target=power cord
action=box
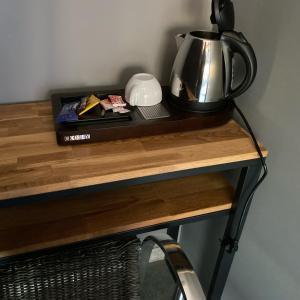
[224,100,268,253]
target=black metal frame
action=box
[0,158,263,300]
[207,162,262,299]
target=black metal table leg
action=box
[207,161,262,300]
[167,226,180,241]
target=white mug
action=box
[125,73,162,107]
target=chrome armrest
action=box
[141,233,206,300]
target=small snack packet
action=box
[78,95,101,116]
[76,96,88,115]
[109,95,127,107]
[100,99,114,111]
[56,102,79,123]
[113,107,131,114]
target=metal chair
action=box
[140,234,206,300]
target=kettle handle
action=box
[221,31,257,99]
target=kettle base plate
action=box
[168,93,231,114]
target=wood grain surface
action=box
[0,173,233,257]
[0,101,268,201]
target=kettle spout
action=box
[175,34,186,50]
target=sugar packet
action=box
[109,95,127,107]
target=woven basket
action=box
[0,238,140,300]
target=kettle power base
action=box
[52,87,233,146]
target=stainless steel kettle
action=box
[169,30,257,112]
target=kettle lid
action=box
[211,0,235,33]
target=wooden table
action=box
[0,100,268,300]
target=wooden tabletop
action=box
[0,101,268,202]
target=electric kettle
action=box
[169,0,257,112]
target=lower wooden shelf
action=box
[0,173,233,258]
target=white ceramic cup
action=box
[125,73,162,107]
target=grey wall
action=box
[181,0,300,299]
[0,0,212,103]
[1,0,299,299]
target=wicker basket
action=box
[0,238,140,300]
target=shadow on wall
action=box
[185,0,213,30]
[235,0,284,108]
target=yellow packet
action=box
[78,95,101,116]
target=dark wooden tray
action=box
[52,87,233,145]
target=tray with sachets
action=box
[51,87,233,146]
[53,91,131,126]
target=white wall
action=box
[181,0,300,299]
[0,0,212,102]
